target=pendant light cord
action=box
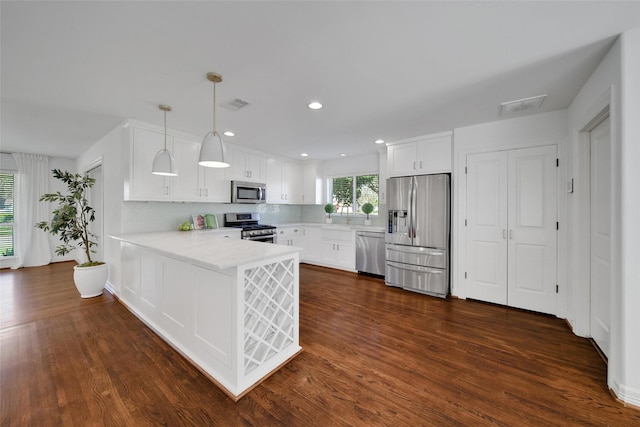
[212,80,217,133]
[163,108,168,150]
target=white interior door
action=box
[506,146,557,314]
[465,151,508,305]
[590,117,611,357]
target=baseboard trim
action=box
[611,377,640,409]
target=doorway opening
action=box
[85,160,103,264]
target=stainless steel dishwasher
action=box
[356,230,385,277]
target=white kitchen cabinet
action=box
[127,126,174,200]
[198,166,229,202]
[387,132,452,177]
[379,150,388,204]
[277,225,305,258]
[172,135,203,201]
[172,135,229,202]
[267,158,302,204]
[301,226,322,263]
[465,145,557,315]
[318,227,355,271]
[301,161,322,205]
[124,122,230,202]
[115,235,301,400]
[228,145,266,183]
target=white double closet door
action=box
[466,145,557,315]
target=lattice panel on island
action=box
[244,258,295,374]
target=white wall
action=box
[617,27,640,408]
[76,122,126,291]
[567,28,640,406]
[322,153,379,177]
[452,110,568,308]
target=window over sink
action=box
[328,174,379,216]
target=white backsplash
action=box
[122,202,386,234]
[122,202,303,233]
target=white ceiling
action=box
[2,1,640,161]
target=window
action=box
[330,174,379,215]
[0,173,15,257]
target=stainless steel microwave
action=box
[231,181,267,204]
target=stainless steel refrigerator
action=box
[385,174,450,298]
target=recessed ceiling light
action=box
[308,102,323,110]
[300,153,309,157]
[340,153,346,157]
[374,139,385,144]
[223,131,235,137]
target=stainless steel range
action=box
[224,213,277,243]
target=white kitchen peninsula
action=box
[110,230,302,401]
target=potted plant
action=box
[362,202,374,226]
[36,169,107,298]
[324,203,335,224]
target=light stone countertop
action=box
[274,222,386,232]
[111,228,301,271]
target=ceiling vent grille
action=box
[222,98,251,111]
[499,94,547,116]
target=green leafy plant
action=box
[324,203,336,218]
[362,202,374,220]
[36,169,102,267]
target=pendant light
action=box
[199,72,230,168]
[152,105,178,176]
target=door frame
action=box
[573,90,612,340]
[567,88,615,337]
[83,157,104,265]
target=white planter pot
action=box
[73,263,108,298]
[364,219,372,226]
[326,218,332,224]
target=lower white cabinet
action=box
[116,237,301,400]
[277,226,304,248]
[309,226,355,271]
[276,225,355,271]
[319,240,355,270]
[300,226,322,263]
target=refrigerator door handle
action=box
[411,176,418,239]
[407,178,413,239]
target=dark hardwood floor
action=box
[1,261,638,426]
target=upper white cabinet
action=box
[127,126,175,200]
[125,122,230,202]
[387,131,452,177]
[301,161,322,205]
[266,157,302,204]
[378,150,388,204]
[198,166,230,202]
[172,136,203,201]
[228,145,266,183]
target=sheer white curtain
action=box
[11,153,52,268]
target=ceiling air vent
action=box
[222,98,251,111]
[499,94,547,116]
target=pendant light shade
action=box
[152,105,178,176]
[199,130,229,168]
[199,72,230,168]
